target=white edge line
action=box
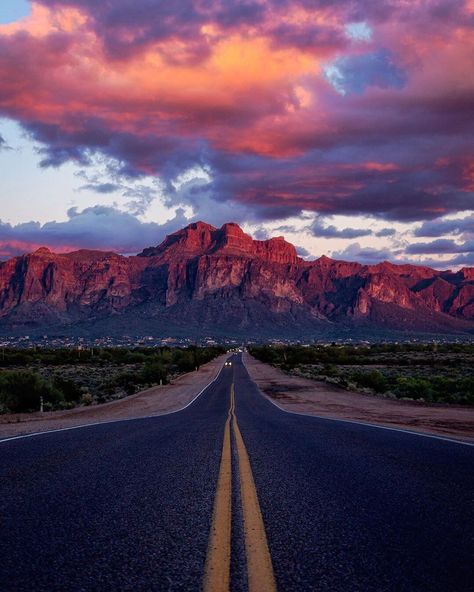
[241,355,474,448]
[0,363,227,444]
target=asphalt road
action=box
[1,354,473,591]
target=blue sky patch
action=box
[324,49,407,95]
[0,0,30,24]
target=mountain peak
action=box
[315,254,333,265]
[33,247,53,256]
[0,220,473,335]
[138,220,217,258]
[215,222,254,254]
[183,221,217,232]
[138,221,298,263]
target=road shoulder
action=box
[243,354,474,443]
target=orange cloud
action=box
[0,0,472,224]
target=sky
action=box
[0,0,473,267]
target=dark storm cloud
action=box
[0,0,472,238]
[218,157,474,222]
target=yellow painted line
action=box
[203,401,233,591]
[232,385,277,592]
[204,380,276,592]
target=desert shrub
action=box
[395,377,433,401]
[321,364,338,378]
[394,376,474,405]
[80,392,93,406]
[0,371,63,413]
[123,351,147,363]
[52,377,83,403]
[351,370,388,393]
[141,361,168,384]
[172,350,195,373]
[114,371,142,393]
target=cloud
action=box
[295,245,312,259]
[0,132,12,151]
[345,21,372,42]
[252,227,269,240]
[332,242,393,264]
[0,0,472,230]
[406,239,474,255]
[226,159,474,222]
[414,214,474,237]
[269,21,345,52]
[79,182,121,194]
[446,252,474,266]
[376,227,396,237]
[406,239,460,255]
[0,206,190,256]
[309,217,372,239]
[398,251,474,270]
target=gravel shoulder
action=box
[244,353,474,442]
[0,354,227,439]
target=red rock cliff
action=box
[0,221,473,333]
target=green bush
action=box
[0,371,63,413]
[321,364,338,378]
[395,377,433,401]
[141,361,168,384]
[352,370,388,393]
[52,377,83,403]
[172,350,195,374]
[0,345,227,413]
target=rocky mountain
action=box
[0,221,473,338]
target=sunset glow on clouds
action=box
[0,0,473,266]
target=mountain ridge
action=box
[0,221,473,338]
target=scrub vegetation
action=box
[0,346,225,413]
[249,344,474,406]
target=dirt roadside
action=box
[0,354,228,440]
[243,353,474,443]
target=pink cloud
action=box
[0,0,472,224]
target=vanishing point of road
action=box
[1,354,473,591]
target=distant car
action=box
[224,361,232,366]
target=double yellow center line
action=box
[203,383,277,592]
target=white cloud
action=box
[345,21,373,42]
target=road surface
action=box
[1,354,473,591]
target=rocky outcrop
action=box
[0,221,473,336]
[138,221,298,264]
